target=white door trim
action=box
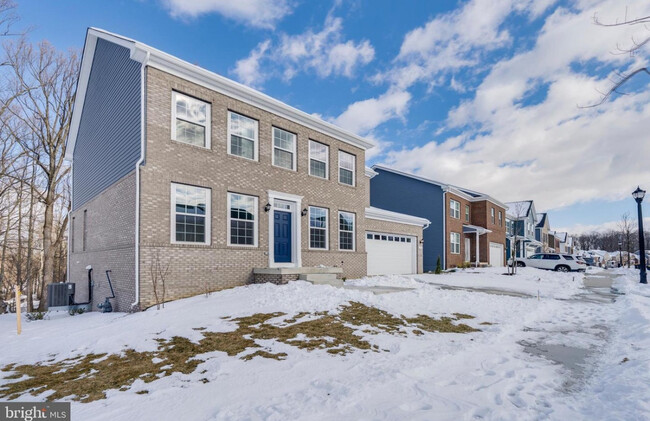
[464,237,470,262]
[267,190,303,268]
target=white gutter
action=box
[131,50,149,310]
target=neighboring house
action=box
[552,231,569,253]
[66,28,428,311]
[369,166,508,271]
[535,213,551,253]
[505,201,542,258]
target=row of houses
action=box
[66,29,573,312]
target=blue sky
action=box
[15,0,650,235]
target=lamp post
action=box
[618,241,623,267]
[632,186,647,284]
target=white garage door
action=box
[366,232,417,276]
[489,242,504,267]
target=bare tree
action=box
[618,212,636,268]
[150,250,170,310]
[2,39,78,309]
[584,11,650,106]
[508,202,529,275]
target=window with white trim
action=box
[172,92,210,148]
[172,183,210,244]
[465,205,470,222]
[309,140,329,178]
[228,192,258,246]
[450,232,461,254]
[498,211,503,226]
[272,127,296,170]
[491,207,495,224]
[338,151,355,186]
[228,111,258,160]
[450,199,460,219]
[309,206,328,249]
[339,211,355,250]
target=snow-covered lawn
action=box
[1,267,648,420]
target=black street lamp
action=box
[632,186,647,284]
[618,241,623,267]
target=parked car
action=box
[508,253,586,272]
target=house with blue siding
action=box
[505,201,542,258]
[370,166,508,271]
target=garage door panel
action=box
[366,233,416,275]
[489,242,504,267]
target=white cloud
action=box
[161,0,292,29]
[232,40,271,88]
[333,90,411,134]
[556,217,650,236]
[231,15,374,87]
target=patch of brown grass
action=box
[0,302,485,403]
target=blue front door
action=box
[274,211,292,263]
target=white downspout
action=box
[475,231,479,267]
[67,162,73,282]
[441,189,447,270]
[132,51,149,310]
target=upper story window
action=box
[338,151,355,186]
[450,199,460,219]
[491,207,495,224]
[309,140,329,179]
[272,127,296,170]
[309,206,328,249]
[171,183,210,245]
[172,92,210,148]
[228,192,258,246]
[498,211,503,226]
[228,111,258,161]
[465,205,470,222]
[339,211,355,251]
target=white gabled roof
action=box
[371,165,508,210]
[365,207,430,228]
[65,28,375,160]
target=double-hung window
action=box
[172,92,210,148]
[228,192,258,246]
[491,208,495,224]
[228,111,258,160]
[172,183,210,244]
[309,140,329,178]
[309,206,328,249]
[450,199,460,219]
[338,151,355,186]
[339,211,355,251]
[272,127,296,170]
[450,232,461,254]
[498,211,503,226]
[465,205,470,222]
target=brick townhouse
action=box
[66,28,428,311]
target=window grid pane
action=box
[230,135,255,160]
[339,212,354,250]
[274,148,293,170]
[339,168,353,186]
[174,184,208,244]
[310,207,328,249]
[310,141,328,178]
[229,193,256,245]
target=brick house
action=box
[66,29,428,312]
[369,166,507,271]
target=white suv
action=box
[509,253,586,272]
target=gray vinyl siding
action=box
[72,38,141,210]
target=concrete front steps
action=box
[252,266,343,285]
[298,273,343,287]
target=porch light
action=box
[264,203,271,212]
[301,208,308,216]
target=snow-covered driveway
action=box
[1,267,647,420]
